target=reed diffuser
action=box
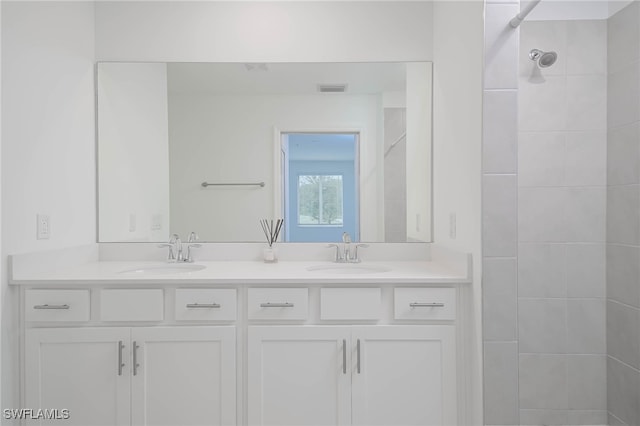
[260,219,283,263]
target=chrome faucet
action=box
[158,233,184,262]
[185,232,202,263]
[327,233,369,263]
[342,232,352,262]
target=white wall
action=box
[168,93,381,241]
[95,1,433,63]
[1,0,96,413]
[98,62,170,242]
[432,2,484,424]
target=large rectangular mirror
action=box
[97,61,432,243]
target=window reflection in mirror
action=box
[282,132,358,242]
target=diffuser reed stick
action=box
[260,219,283,248]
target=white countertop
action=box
[10,259,470,286]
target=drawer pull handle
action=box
[342,339,347,375]
[186,303,221,309]
[118,341,125,376]
[33,304,70,310]
[260,302,294,308]
[410,302,445,308]
[133,342,140,376]
[356,339,361,374]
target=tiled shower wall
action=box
[517,19,607,425]
[606,3,640,426]
[482,3,610,425]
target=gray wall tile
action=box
[566,243,606,298]
[520,409,568,425]
[519,76,567,132]
[565,187,606,243]
[566,20,607,76]
[608,62,640,129]
[518,132,565,187]
[483,258,518,341]
[565,131,606,187]
[608,0,640,74]
[607,300,640,370]
[519,298,567,353]
[519,354,568,409]
[518,243,566,298]
[484,341,520,425]
[518,187,565,242]
[483,175,518,256]
[567,355,607,410]
[567,409,608,425]
[566,75,607,131]
[607,244,640,308]
[484,4,519,89]
[606,185,640,246]
[607,356,640,426]
[567,299,606,354]
[607,123,640,186]
[483,90,518,174]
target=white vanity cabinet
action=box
[25,327,131,426]
[247,325,456,426]
[18,279,469,426]
[21,288,237,426]
[246,286,460,426]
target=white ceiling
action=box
[167,62,410,95]
[527,0,634,21]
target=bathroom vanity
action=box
[10,245,472,426]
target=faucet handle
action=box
[342,232,351,244]
[352,243,370,263]
[188,232,199,243]
[327,244,343,262]
[185,243,202,263]
[157,243,176,261]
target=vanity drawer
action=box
[321,288,381,320]
[100,289,164,321]
[25,290,90,322]
[175,289,237,321]
[394,287,456,320]
[248,288,308,320]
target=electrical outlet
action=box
[151,214,163,231]
[449,213,457,239]
[129,213,137,232]
[37,214,50,240]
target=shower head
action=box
[529,49,557,68]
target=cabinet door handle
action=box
[33,304,70,310]
[410,302,445,308]
[133,341,140,376]
[342,339,347,374]
[118,341,125,376]
[356,339,361,374]
[186,303,221,308]
[259,302,294,308]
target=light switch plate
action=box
[37,214,50,240]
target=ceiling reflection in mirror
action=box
[97,62,432,243]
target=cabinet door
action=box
[351,326,457,426]
[25,328,131,426]
[248,326,351,426]
[130,326,236,426]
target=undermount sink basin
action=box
[119,264,206,275]
[306,263,391,274]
